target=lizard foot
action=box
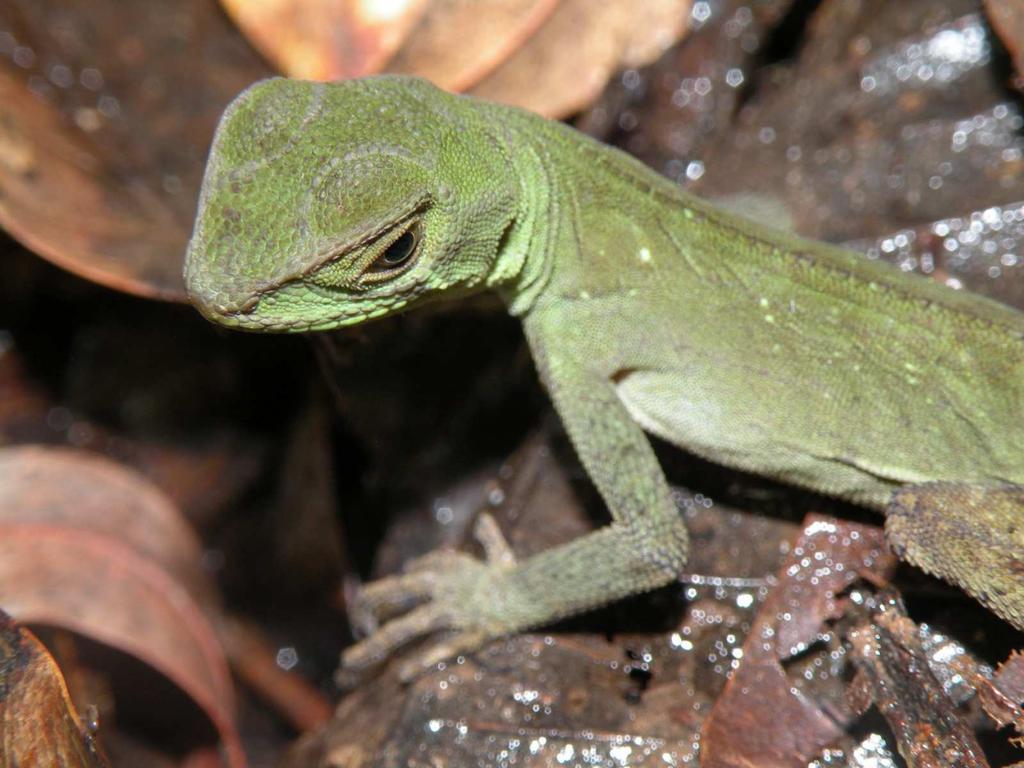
[341,513,518,681]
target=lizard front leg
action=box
[341,315,690,676]
[885,482,1024,632]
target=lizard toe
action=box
[354,570,437,624]
[342,603,450,671]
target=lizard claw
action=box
[341,513,517,679]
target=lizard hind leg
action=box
[885,482,1024,633]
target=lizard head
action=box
[185,76,518,332]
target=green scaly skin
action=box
[185,76,1024,674]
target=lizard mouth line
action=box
[225,295,261,315]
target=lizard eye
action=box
[366,225,420,276]
[309,219,423,290]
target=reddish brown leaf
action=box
[0,0,271,300]
[979,651,1024,733]
[0,609,110,768]
[0,446,244,767]
[0,447,213,605]
[219,0,430,80]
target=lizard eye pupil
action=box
[381,230,417,266]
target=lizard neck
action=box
[480,104,558,317]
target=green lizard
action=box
[185,76,1024,673]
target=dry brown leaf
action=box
[0,610,111,768]
[220,0,430,79]
[469,0,692,117]
[0,0,271,300]
[0,446,244,768]
[383,0,560,91]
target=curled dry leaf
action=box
[0,446,244,768]
[469,0,693,117]
[383,0,560,92]
[219,0,693,118]
[0,609,111,768]
[0,0,271,300]
[0,446,215,605]
[219,0,430,80]
[985,0,1024,87]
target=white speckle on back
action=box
[638,247,652,263]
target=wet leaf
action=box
[0,609,111,768]
[848,602,990,768]
[296,633,715,768]
[300,427,806,767]
[587,0,1024,309]
[0,446,244,767]
[701,516,898,768]
[0,0,271,300]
